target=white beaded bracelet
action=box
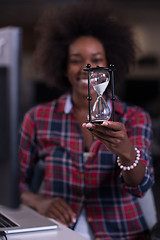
[117,147,140,171]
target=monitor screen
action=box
[0,27,21,208]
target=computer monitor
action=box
[0,27,22,208]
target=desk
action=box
[0,204,87,240]
[7,220,87,240]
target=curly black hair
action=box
[33,0,136,91]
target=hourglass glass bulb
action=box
[93,79,109,96]
[90,70,111,122]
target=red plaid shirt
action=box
[19,92,154,240]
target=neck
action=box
[72,92,97,111]
[72,92,87,110]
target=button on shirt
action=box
[19,92,154,240]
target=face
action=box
[66,36,107,98]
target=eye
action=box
[92,58,104,63]
[69,58,82,64]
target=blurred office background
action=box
[0,0,160,217]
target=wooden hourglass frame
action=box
[83,64,116,123]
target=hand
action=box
[82,121,135,162]
[82,121,146,186]
[36,196,76,226]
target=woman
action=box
[19,1,154,239]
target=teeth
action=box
[80,79,88,84]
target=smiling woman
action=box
[66,36,107,104]
[19,1,154,240]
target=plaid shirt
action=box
[19,92,154,240]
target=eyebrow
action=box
[69,52,104,56]
[69,53,80,56]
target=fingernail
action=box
[102,121,108,126]
[72,217,76,223]
[86,123,93,128]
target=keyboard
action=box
[0,213,18,228]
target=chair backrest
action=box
[31,160,45,193]
[138,188,157,230]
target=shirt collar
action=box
[63,92,124,116]
[64,94,72,114]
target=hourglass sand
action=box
[83,64,115,123]
[90,70,111,122]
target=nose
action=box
[78,62,88,75]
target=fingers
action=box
[82,121,128,154]
[82,120,123,131]
[82,121,124,138]
[42,198,76,226]
[82,121,134,161]
[101,121,124,131]
[57,198,76,225]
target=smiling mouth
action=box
[80,79,88,84]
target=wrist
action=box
[21,191,43,211]
[117,147,140,171]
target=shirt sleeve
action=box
[118,105,154,197]
[119,166,154,197]
[18,108,38,193]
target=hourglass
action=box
[83,64,115,123]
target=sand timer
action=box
[83,64,115,123]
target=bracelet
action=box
[117,147,140,171]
